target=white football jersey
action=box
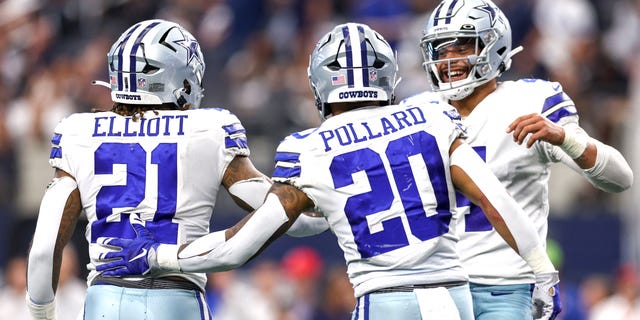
[402,78,578,285]
[272,102,468,297]
[49,108,250,290]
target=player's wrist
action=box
[560,130,588,159]
[155,244,180,271]
[523,245,557,275]
[25,293,56,320]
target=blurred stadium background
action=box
[0,0,638,319]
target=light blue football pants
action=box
[83,285,212,320]
[351,283,473,320]
[470,283,533,320]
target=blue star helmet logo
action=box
[173,30,203,66]
[475,2,497,26]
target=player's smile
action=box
[440,64,469,83]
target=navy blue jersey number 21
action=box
[92,142,179,243]
[330,131,453,258]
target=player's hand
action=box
[506,113,564,148]
[532,271,562,320]
[95,214,160,277]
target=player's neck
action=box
[331,101,384,116]
[449,80,497,117]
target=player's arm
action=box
[97,182,315,275]
[449,139,542,258]
[449,138,561,319]
[26,168,82,320]
[222,155,272,211]
[222,155,328,236]
[173,182,313,272]
[284,210,329,237]
[507,114,632,192]
[555,134,633,193]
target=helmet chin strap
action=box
[390,76,403,104]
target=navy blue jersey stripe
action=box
[225,137,248,149]
[358,25,369,87]
[222,123,246,135]
[342,26,355,87]
[274,152,300,163]
[273,166,301,178]
[51,133,62,145]
[129,21,161,92]
[546,107,577,123]
[116,23,142,91]
[50,147,62,159]
[542,92,571,114]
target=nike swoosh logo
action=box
[552,84,561,91]
[130,248,148,262]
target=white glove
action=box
[532,271,562,320]
[26,294,56,320]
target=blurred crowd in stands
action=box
[0,0,639,319]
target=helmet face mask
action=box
[308,23,399,121]
[106,19,205,109]
[421,0,514,101]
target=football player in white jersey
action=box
[24,19,324,320]
[96,22,562,320]
[401,0,634,319]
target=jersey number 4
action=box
[330,131,453,258]
[91,142,179,243]
[456,146,492,232]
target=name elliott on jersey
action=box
[92,114,188,137]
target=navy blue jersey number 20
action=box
[330,131,453,258]
[91,142,179,243]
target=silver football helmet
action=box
[103,19,205,108]
[421,0,521,100]
[308,22,399,121]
